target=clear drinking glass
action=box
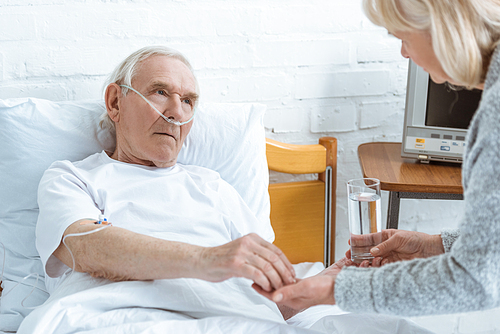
[347,178,383,263]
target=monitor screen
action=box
[401,60,483,163]
[425,80,482,130]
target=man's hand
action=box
[346,229,445,267]
[198,233,296,292]
[253,257,353,311]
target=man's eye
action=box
[182,98,192,105]
[157,90,167,96]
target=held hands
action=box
[198,233,296,292]
[253,257,355,310]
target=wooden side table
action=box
[357,142,463,229]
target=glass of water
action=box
[347,178,383,263]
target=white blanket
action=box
[17,263,434,334]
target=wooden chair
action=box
[267,137,337,267]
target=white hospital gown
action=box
[35,150,274,292]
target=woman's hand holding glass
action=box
[347,229,446,267]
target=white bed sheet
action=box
[14,262,434,334]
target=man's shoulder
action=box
[43,151,104,177]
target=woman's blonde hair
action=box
[363,0,500,88]
[100,46,199,132]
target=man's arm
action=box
[54,219,296,292]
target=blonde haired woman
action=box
[257,0,500,316]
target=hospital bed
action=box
[0,99,432,333]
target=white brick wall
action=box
[1,0,495,332]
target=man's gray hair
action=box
[100,46,199,132]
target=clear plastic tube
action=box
[120,85,196,126]
[0,241,44,309]
[62,224,111,286]
[0,221,111,310]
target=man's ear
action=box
[105,83,122,122]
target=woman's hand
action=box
[347,229,445,267]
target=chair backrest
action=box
[266,137,337,266]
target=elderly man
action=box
[18,46,298,333]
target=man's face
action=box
[110,56,197,167]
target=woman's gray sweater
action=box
[335,46,500,316]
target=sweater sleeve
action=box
[334,252,489,316]
[441,228,460,252]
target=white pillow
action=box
[179,103,270,226]
[0,98,269,332]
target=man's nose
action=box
[163,95,185,121]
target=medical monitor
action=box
[401,60,482,163]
